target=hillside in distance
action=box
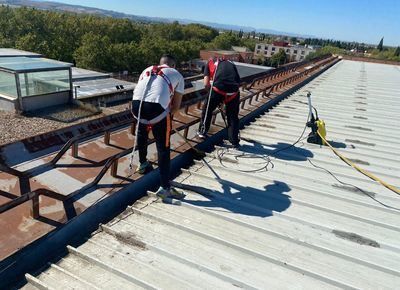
[0,0,314,38]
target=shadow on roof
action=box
[239,141,314,161]
[325,140,347,149]
[181,179,292,218]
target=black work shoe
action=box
[222,140,240,149]
[156,187,186,200]
[196,131,207,140]
[135,161,153,174]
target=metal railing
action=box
[0,55,339,219]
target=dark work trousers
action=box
[132,100,171,189]
[199,90,240,145]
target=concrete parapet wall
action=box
[21,91,70,112]
[0,95,16,112]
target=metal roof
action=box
[0,57,72,73]
[21,60,400,289]
[74,77,135,99]
[233,61,273,79]
[207,50,240,55]
[232,46,251,53]
[71,67,110,82]
[0,48,42,58]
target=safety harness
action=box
[212,86,239,104]
[145,65,174,95]
[134,65,174,126]
[207,59,239,104]
[129,65,175,172]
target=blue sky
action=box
[51,0,399,46]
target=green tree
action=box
[0,34,12,47]
[270,49,287,67]
[181,24,218,42]
[138,36,171,66]
[306,45,346,60]
[394,47,400,57]
[108,43,145,72]
[15,33,51,56]
[377,37,384,51]
[74,33,112,71]
[239,38,257,51]
[208,33,240,50]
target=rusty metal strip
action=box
[0,188,61,217]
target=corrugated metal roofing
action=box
[71,67,110,82]
[21,60,400,289]
[0,48,42,58]
[74,77,135,99]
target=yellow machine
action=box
[316,119,327,145]
[306,92,327,145]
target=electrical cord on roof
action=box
[215,148,275,173]
[316,131,400,196]
[304,156,400,211]
[215,109,310,173]
[215,110,399,210]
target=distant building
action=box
[232,46,254,63]
[271,41,289,48]
[254,41,316,62]
[308,45,322,50]
[200,50,240,62]
[200,47,253,64]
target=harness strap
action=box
[208,58,233,81]
[146,65,174,96]
[133,108,170,125]
[208,59,219,81]
[134,65,174,125]
[212,86,239,104]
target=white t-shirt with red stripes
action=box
[133,65,185,110]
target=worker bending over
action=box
[197,58,241,148]
[131,54,184,199]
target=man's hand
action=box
[203,76,210,88]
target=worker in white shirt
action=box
[131,54,185,199]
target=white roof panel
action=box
[21,60,400,289]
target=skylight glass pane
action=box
[19,70,70,97]
[0,71,18,98]
[0,57,70,72]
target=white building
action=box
[254,42,316,62]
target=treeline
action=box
[305,45,400,62]
[0,6,258,73]
[303,37,400,62]
[369,47,400,62]
[306,46,346,60]
[3,5,397,73]
[0,6,218,72]
[303,38,373,51]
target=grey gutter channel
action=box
[0,58,340,289]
